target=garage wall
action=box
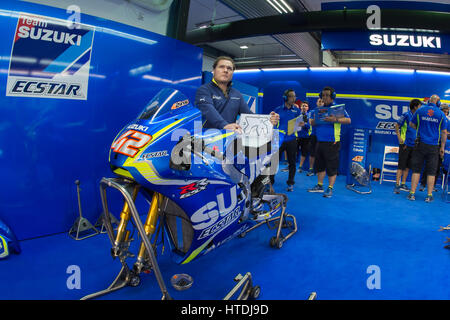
[0,1,203,240]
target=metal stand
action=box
[94,211,119,234]
[223,273,316,300]
[346,164,372,194]
[224,272,260,300]
[444,238,450,249]
[240,193,298,249]
[442,172,449,203]
[346,183,372,194]
[81,265,137,300]
[80,177,171,300]
[69,180,99,240]
[308,292,317,300]
[439,224,450,249]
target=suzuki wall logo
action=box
[375,104,409,121]
[369,34,442,49]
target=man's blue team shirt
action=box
[411,103,446,146]
[296,111,310,138]
[313,103,350,142]
[447,116,450,136]
[273,104,300,142]
[396,110,416,147]
[195,80,252,129]
[307,109,316,136]
[444,117,450,170]
[446,116,450,150]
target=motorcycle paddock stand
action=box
[80,177,171,300]
[223,272,260,300]
[239,193,298,249]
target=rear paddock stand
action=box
[239,193,298,249]
[224,272,260,300]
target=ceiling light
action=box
[376,68,415,73]
[266,0,283,14]
[309,67,348,71]
[272,0,288,13]
[261,67,308,71]
[234,69,261,73]
[278,0,293,13]
[416,70,450,76]
[239,45,248,49]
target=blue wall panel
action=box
[0,1,202,240]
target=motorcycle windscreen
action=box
[137,88,194,123]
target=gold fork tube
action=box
[136,192,162,261]
[114,185,140,245]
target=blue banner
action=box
[321,31,449,54]
[346,128,369,185]
[321,1,449,54]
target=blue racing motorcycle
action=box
[82,88,298,300]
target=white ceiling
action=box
[186,0,295,62]
[187,0,450,71]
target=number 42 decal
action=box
[111,130,152,157]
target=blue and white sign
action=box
[6,13,95,100]
[321,31,448,54]
[346,127,369,185]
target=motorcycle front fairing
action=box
[108,88,283,264]
[0,218,21,259]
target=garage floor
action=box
[1,171,449,300]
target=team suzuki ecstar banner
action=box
[6,13,95,100]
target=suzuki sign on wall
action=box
[6,13,95,100]
[321,31,448,54]
[368,34,441,49]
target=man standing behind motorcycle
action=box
[195,56,279,131]
[195,56,280,195]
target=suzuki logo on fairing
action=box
[375,104,409,121]
[191,186,238,230]
[369,34,442,49]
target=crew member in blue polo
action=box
[271,89,300,192]
[408,94,447,202]
[296,101,311,173]
[419,103,449,191]
[443,112,450,180]
[195,56,279,131]
[307,86,351,198]
[306,107,317,176]
[393,99,421,194]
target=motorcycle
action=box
[82,88,298,300]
